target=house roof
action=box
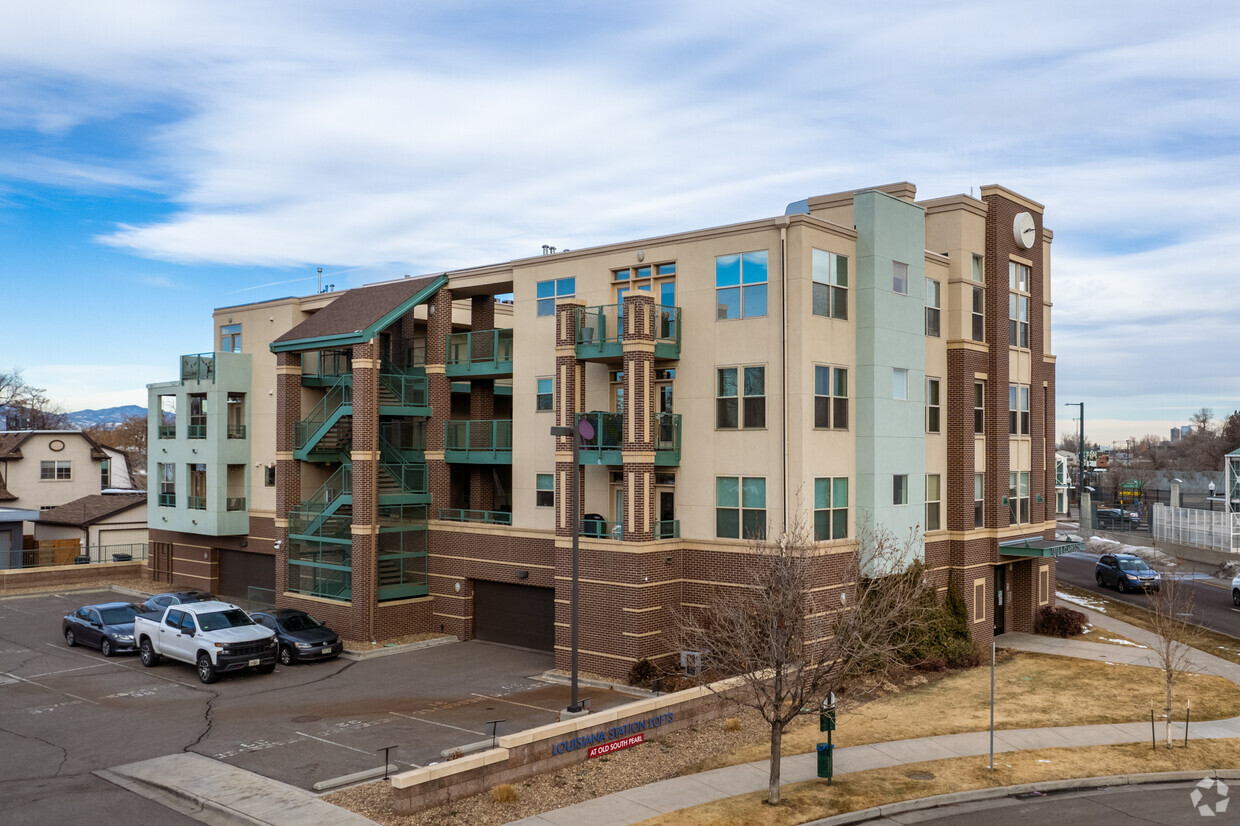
[35,492,146,527]
[271,274,447,353]
[0,431,110,460]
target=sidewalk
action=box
[505,609,1240,826]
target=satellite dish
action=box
[578,420,595,440]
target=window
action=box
[536,474,554,507]
[264,465,276,487]
[158,394,176,439]
[893,474,909,505]
[715,251,768,319]
[974,473,985,528]
[188,393,207,439]
[1009,384,1030,435]
[1039,565,1050,606]
[188,464,206,510]
[814,366,848,429]
[220,323,241,353]
[925,279,940,336]
[892,261,908,294]
[100,459,110,490]
[926,378,940,433]
[536,277,575,316]
[1008,262,1030,348]
[716,476,766,540]
[536,377,553,411]
[814,477,849,540]
[974,381,985,434]
[40,460,71,480]
[972,286,985,342]
[811,249,848,319]
[972,254,985,283]
[973,578,986,623]
[227,393,246,439]
[1009,471,1029,524]
[893,368,908,400]
[716,366,765,429]
[159,463,175,507]
[926,474,941,532]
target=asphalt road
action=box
[877,780,1232,824]
[0,587,635,822]
[1056,552,1240,641]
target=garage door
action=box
[218,549,276,605]
[97,528,148,549]
[473,581,554,651]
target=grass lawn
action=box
[639,739,1240,826]
[1058,582,1240,666]
[685,650,1240,773]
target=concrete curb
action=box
[340,635,457,660]
[533,671,655,699]
[805,769,1240,825]
[95,767,267,826]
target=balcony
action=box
[228,424,246,439]
[444,420,512,464]
[180,353,216,383]
[188,496,206,510]
[574,412,682,466]
[574,304,681,362]
[578,518,679,540]
[158,425,176,439]
[158,492,175,508]
[445,329,514,378]
[301,349,352,386]
[226,497,247,511]
[438,508,512,526]
[187,423,207,439]
[378,368,430,416]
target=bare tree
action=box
[1146,568,1205,748]
[679,515,935,804]
[0,368,68,430]
[84,413,148,489]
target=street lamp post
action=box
[1065,402,1085,519]
[551,418,594,715]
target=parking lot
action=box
[1,587,637,820]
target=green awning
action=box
[999,538,1084,558]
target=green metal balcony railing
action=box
[574,304,681,360]
[187,496,206,510]
[438,508,512,525]
[444,419,513,463]
[298,465,352,520]
[180,353,215,383]
[227,424,247,439]
[655,520,680,539]
[302,349,352,381]
[581,517,623,539]
[445,329,514,377]
[574,412,682,465]
[378,368,429,410]
[187,422,207,439]
[287,552,352,602]
[158,425,176,439]
[158,492,175,507]
[226,497,246,511]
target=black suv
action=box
[1095,553,1161,593]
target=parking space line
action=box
[294,730,378,756]
[45,643,206,690]
[0,671,97,705]
[26,664,109,679]
[389,710,486,736]
[470,692,559,714]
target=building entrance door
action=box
[994,565,1006,636]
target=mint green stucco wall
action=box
[853,191,926,564]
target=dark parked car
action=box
[140,590,217,613]
[1096,553,1161,593]
[1096,507,1140,528]
[250,609,343,665]
[62,602,140,656]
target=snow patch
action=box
[1099,637,1147,648]
[1056,590,1108,613]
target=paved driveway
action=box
[0,587,636,818]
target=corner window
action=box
[974,381,985,434]
[926,378,940,433]
[893,474,909,506]
[814,477,848,540]
[715,251,768,319]
[1009,384,1030,436]
[220,323,241,353]
[974,473,985,527]
[814,366,848,429]
[536,277,575,317]
[536,473,554,507]
[925,279,940,336]
[926,474,941,532]
[40,460,71,480]
[892,261,909,295]
[811,249,848,319]
[536,377,553,411]
[893,368,908,400]
[716,366,765,429]
[716,476,766,540]
[972,286,985,342]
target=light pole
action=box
[1065,402,1085,519]
[551,417,595,714]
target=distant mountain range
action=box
[66,405,148,427]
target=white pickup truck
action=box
[134,601,278,684]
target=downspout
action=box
[777,218,790,534]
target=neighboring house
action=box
[32,492,148,558]
[0,507,40,568]
[1055,451,1072,515]
[149,181,1071,679]
[0,431,131,515]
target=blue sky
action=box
[1,1,1238,445]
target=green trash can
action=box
[816,742,833,779]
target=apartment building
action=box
[147,181,1074,678]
